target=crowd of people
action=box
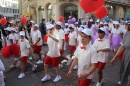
[0,16,130,86]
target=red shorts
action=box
[33,45,42,52]
[97,62,106,70]
[21,56,28,63]
[69,45,75,53]
[78,79,92,86]
[60,49,64,55]
[44,56,60,67]
[65,34,69,42]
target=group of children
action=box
[0,18,127,86]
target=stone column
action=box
[36,8,39,24]
[114,5,120,20]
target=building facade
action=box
[21,0,130,24]
[0,0,20,22]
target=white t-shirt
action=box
[74,42,98,79]
[64,28,70,34]
[77,34,81,46]
[54,29,65,49]
[6,34,13,46]
[111,28,123,36]
[12,33,19,44]
[32,30,42,46]
[68,31,77,46]
[19,38,30,57]
[47,34,60,57]
[93,38,110,63]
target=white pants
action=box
[0,72,5,86]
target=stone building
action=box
[21,0,130,24]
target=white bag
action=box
[0,59,5,71]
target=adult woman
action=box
[110,23,130,86]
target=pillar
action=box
[114,5,120,20]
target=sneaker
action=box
[18,73,25,79]
[32,65,37,71]
[118,81,121,85]
[53,75,62,82]
[96,82,102,86]
[41,75,51,81]
[10,64,16,68]
[59,64,63,68]
[36,60,43,64]
[41,51,44,55]
[73,65,78,70]
[67,58,72,65]
[42,55,45,60]
[16,61,20,67]
[29,57,33,60]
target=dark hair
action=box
[42,18,45,21]
[98,29,105,34]
[20,27,26,31]
[81,32,91,38]
[69,27,74,29]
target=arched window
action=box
[119,7,124,18]
[105,4,114,18]
[47,4,52,21]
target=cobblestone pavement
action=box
[1,46,121,86]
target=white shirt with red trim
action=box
[6,34,13,46]
[68,31,77,46]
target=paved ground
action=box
[1,45,121,86]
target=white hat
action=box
[78,27,83,32]
[56,21,62,27]
[69,24,75,29]
[34,24,39,28]
[4,27,11,31]
[20,31,25,36]
[46,24,53,30]
[96,19,100,22]
[104,22,108,24]
[99,27,106,34]
[11,28,17,32]
[30,20,35,24]
[82,29,93,37]
[90,19,93,22]
[113,21,116,24]
[114,21,120,25]
[74,22,78,24]
[65,23,69,26]
[100,22,103,24]
[10,20,16,24]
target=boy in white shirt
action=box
[41,24,61,82]
[67,29,98,86]
[32,24,43,64]
[68,24,77,59]
[18,31,37,79]
[55,22,71,67]
[93,28,110,86]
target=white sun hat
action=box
[82,29,93,37]
[20,31,25,36]
[4,27,11,31]
[78,27,83,32]
[34,24,39,28]
[99,27,106,34]
[56,21,62,27]
[46,24,53,30]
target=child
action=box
[64,23,70,50]
[68,24,77,59]
[41,24,61,82]
[11,28,18,44]
[55,22,71,67]
[32,24,43,64]
[67,29,98,86]
[77,27,83,46]
[18,31,37,78]
[93,27,110,86]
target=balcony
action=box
[106,0,130,6]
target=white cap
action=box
[4,27,11,31]
[99,27,106,34]
[113,21,116,24]
[30,20,35,24]
[65,23,69,26]
[46,24,53,30]
[90,19,93,22]
[100,22,103,24]
[69,24,75,29]
[78,27,83,32]
[74,22,78,24]
[82,29,93,37]
[20,31,25,36]
[104,22,108,24]
[114,21,120,25]
[96,19,100,22]
[34,24,39,28]
[10,20,16,24]
[56,21,62,27]
[11,28,17,32]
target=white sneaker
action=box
[29,57,33,60]
[10,64,16,68]
[96,82,102,86]
[32,65,37,71]
[53,75,62,82]
[59,64,63,68]
[16,61,20,67]
[67,58,72,65]
[41,51,44,55]
[18,73,25,79]
[73,65,78,70]
[118,81,121,85]
[41,75,51,81]
[36,60,43,64]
